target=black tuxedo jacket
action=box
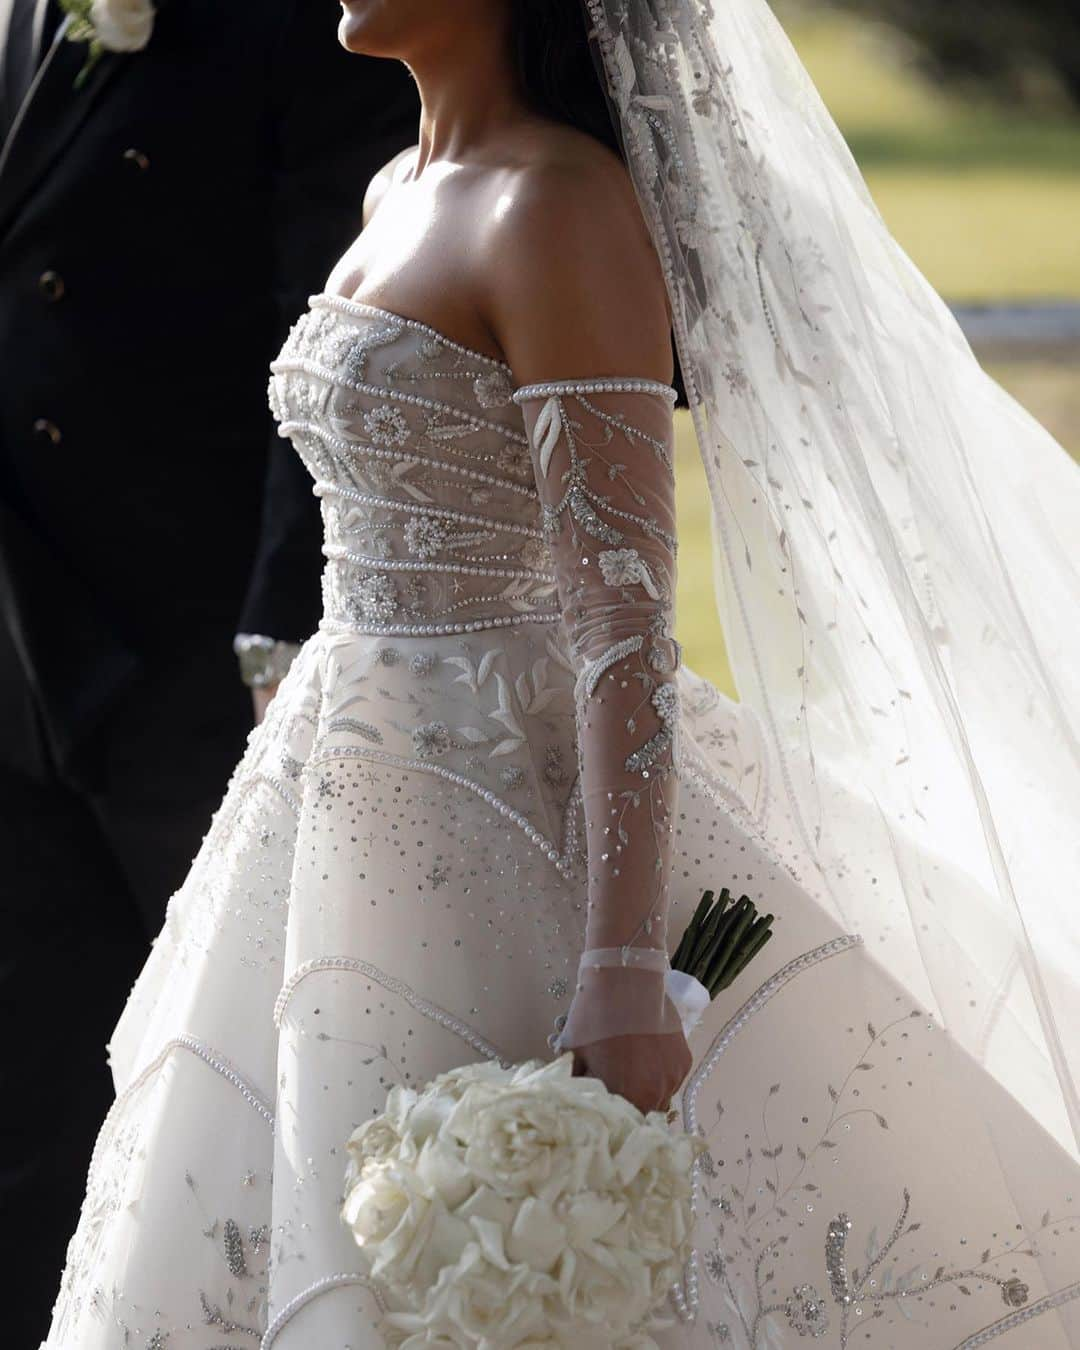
[0,0,419,778]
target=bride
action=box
[45,0,1080,1347]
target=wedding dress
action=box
[43,292,1080,1350]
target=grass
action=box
[672,8,1080,695]
[784,9,1080,300]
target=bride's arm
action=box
[487,154,691,1110]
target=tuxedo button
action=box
[33,419,62,446]
[38,270,65,303]
[122,147,151,171]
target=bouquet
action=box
[552,887,776,1047]
[342,1056,702,1349]
[666,886,775,1032]
[341,887,773,1347]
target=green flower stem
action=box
[671,889,714,969]
[694,897,754,985]
[716,921,774,992]
[684,886,735,973]
[671,885,776,1001]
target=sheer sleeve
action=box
[513,379,685,1048]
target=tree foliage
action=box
[828,0,1080,109]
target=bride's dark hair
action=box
[510,2,623,159]
[508,1,688,403]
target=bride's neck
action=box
[406,25,526,171]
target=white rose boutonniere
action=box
[60,0,155,88]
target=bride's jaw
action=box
[338,0,403,56]
[338,0,454,58]
[337,0,508,61]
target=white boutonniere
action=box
[59,0,155,88]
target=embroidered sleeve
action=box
[514,379,683,1047]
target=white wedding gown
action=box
[45,293,1080,1350]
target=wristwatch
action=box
[233,633,301,689]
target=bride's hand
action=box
[572,1031,692,1115]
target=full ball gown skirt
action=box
[45,296,1080,1349]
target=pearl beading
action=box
[273,956,507,1066]
[270,360,529,443]
[512,378,678,403]
[260,1271,386,1349]
[313,480,547,539]
[118,1035,275,1129]
[669,934,863,1323]
[323,542,555,584]
[303,744,577,877]
[82,1036,275,1208]
[279,418,539,498]
[256,771,301,818]
[319,611,560,639]
[952,1280,1080,1347]
[309,292,513,372]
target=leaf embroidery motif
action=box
[534,397,563,479]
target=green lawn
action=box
[787,9,1080,300]
[673,9,1080,694]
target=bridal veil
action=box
[580,0,1080,1161]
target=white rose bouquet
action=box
[342,1055,703,1349]
[59,0,155,88]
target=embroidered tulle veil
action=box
[580,0,1080,1163]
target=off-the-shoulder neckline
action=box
[309,293,678,401]
[310,293,513,371]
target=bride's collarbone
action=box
[324,187,506,366]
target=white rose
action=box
[411,1244,555,1346]
[341,1163,439,1287]
[551,1243,653,1338]
[89,0,155,52]
[451,1084,570,1197]
[618,1129,699,1301]
[413,1134,473,1210]
[506,1195,568,1272]
[345,1115,404,1176]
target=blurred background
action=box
[675,0,1080,695]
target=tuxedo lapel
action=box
[0,14,128,239]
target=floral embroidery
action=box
[784,1284,829,1338]
[409,652,437,677]
[1002,1277,1030,1307]
[362,406,410,448]
[651,682,679,723]
[474,370,514,408]
[412,722,451,757]
[403,516,448,560]
[519,383,679,955]
[598,547,647,587]
[348,574,398,623]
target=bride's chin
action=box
[338,0,390,55]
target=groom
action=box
[0,0,417,1340]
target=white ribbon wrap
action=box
[664,968,711,1038]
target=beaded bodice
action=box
[269,294,684,1040]
[269,293,558,637]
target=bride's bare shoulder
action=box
[363,145,419,227]
[482,124,672,385]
